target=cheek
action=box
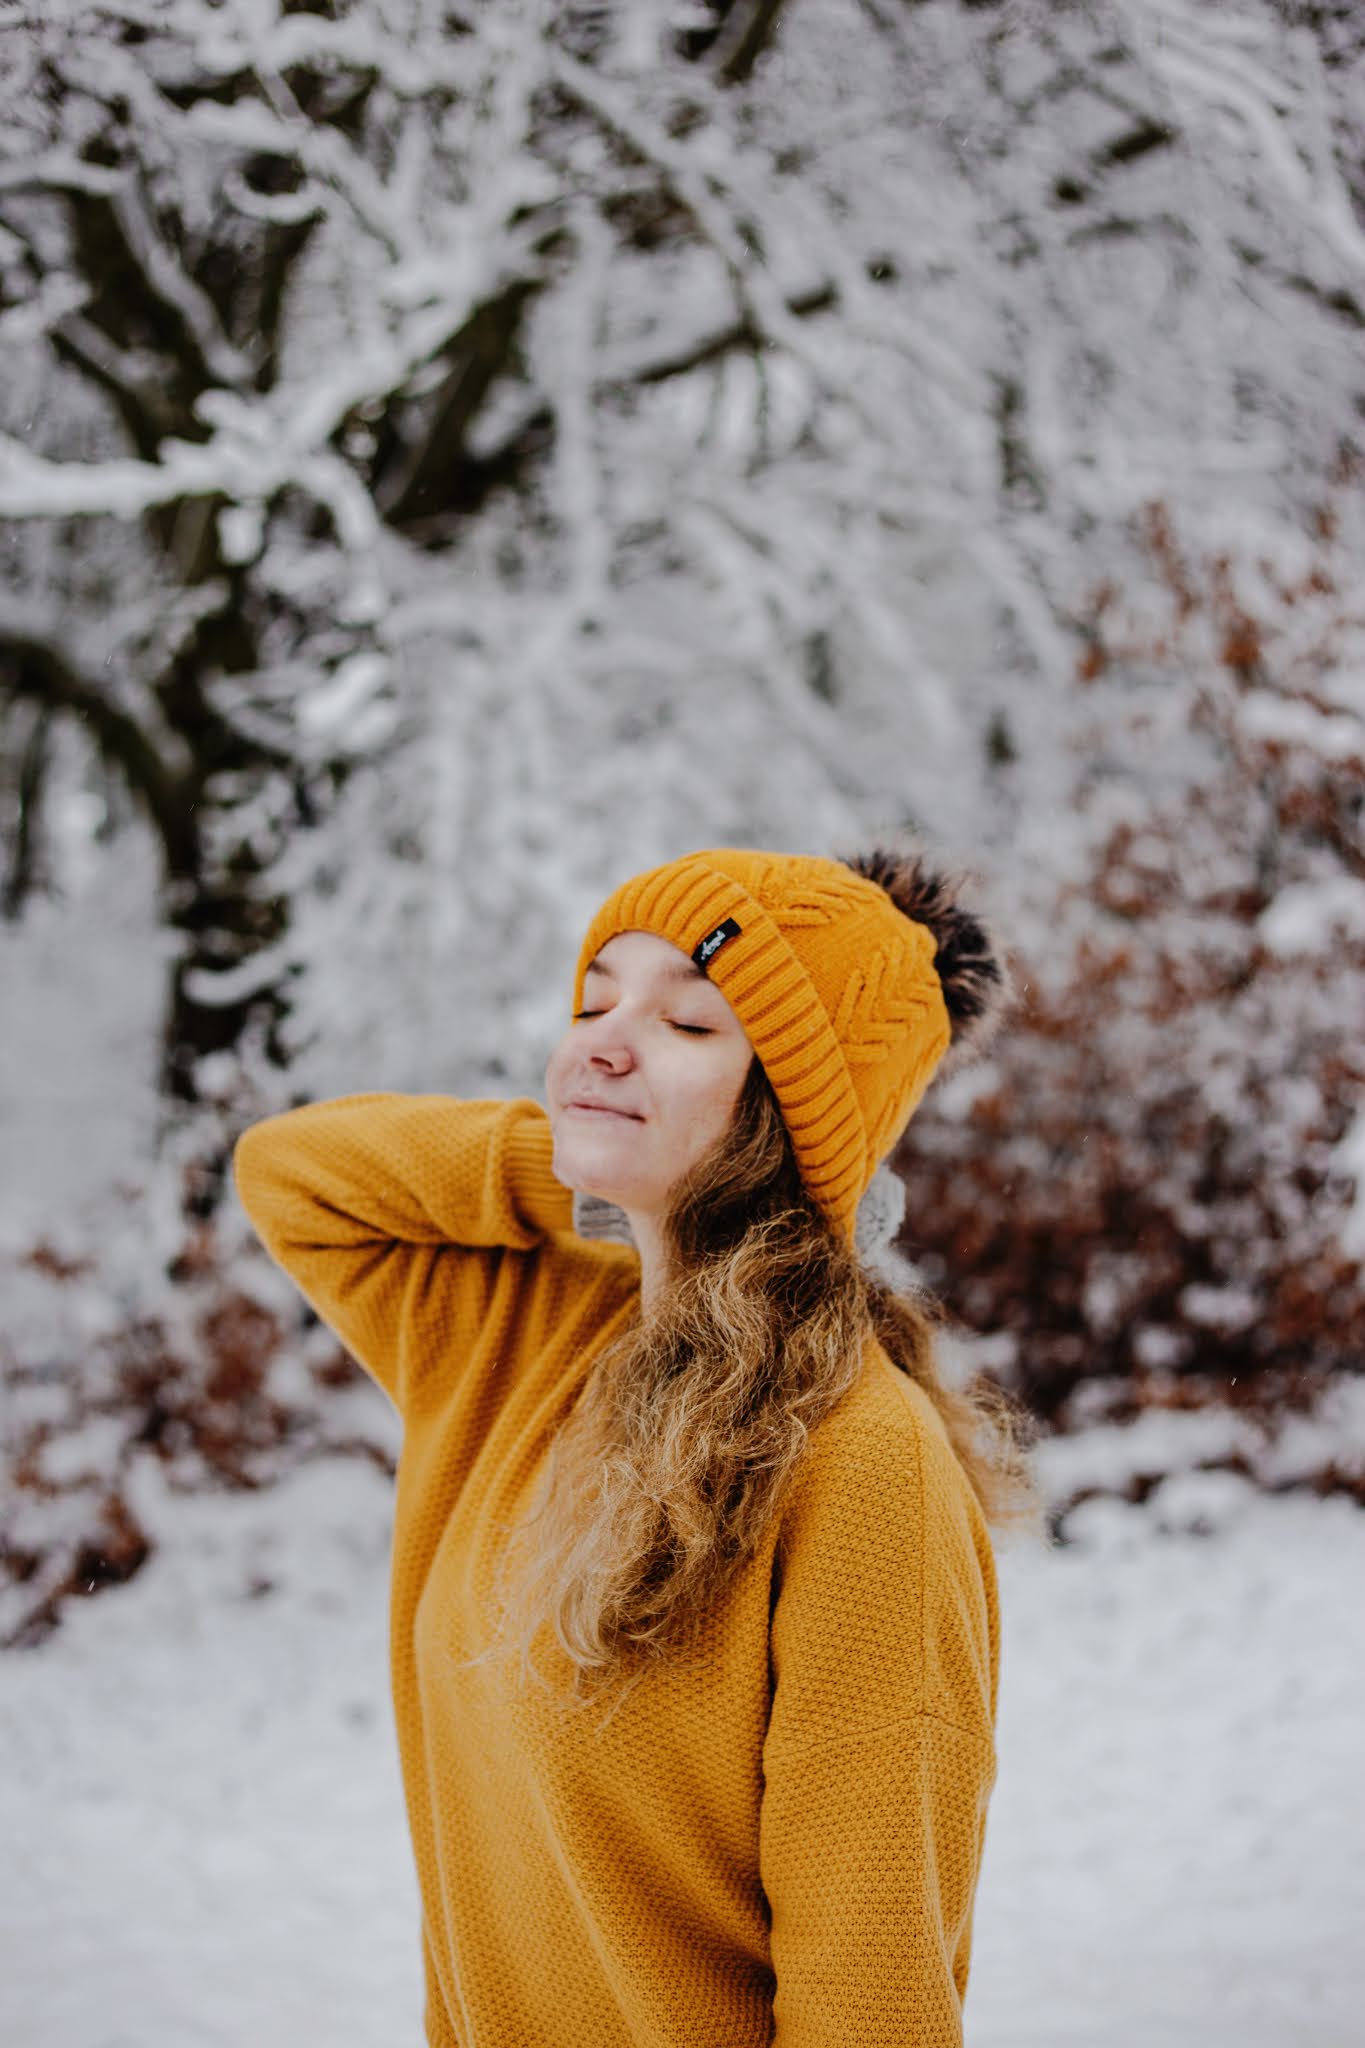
[544,1036,573,1103]
[671,1053,750,1156]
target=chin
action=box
[551,1132,655,1211]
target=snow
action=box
[2,1457,1362,2048]
[971,1488,1365,2048]
[297,651,396,746]
[1258,876,1365,955]
[0,822,166,1227]
[0,1459,419,2048]
[1237,690,1364,762]
[1331,1119,1365,1262]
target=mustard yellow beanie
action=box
[574,846,1007,1240]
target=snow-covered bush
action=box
[1,1217,392,1647]
[902,482,1365,1429]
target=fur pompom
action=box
[841,844,1012,1065]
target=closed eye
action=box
[670,1022,714,1036]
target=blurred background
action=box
[1,2,1362,2044]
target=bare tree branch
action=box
[1,699,52,921]
[711,0,790,87]
[48,313,174,461]
[0,626,195,876]
[376,278,545,529]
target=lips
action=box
[565,1099,644,1122]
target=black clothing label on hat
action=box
[693,918,742,968]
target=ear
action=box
[841,844,1013,1070]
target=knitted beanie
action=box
[573,846,1006,1241]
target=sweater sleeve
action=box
[759,1371,1000,2046]
[760,1713,995,2046]
[232,1093,574,1408]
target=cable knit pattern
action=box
[234,1094,1000,2048]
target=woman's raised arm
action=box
[233,1093,573,1406]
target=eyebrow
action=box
[585,952,705,983]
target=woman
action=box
[234,844,1039,2048]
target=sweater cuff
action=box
[506,1106,575,1237]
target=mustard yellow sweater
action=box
[234,1093,1001,2048]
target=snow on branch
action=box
[0,153,125,197]
[1138,1,1365,276]
[0,431,270,523]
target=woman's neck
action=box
[621,1208,667,1313]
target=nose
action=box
[587,1039,634,1074]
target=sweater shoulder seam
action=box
[765,1704,995,1770]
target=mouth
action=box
[565,1100,644,1122]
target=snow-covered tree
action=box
[4,0,1360,1119]
[2,0,1363,1636]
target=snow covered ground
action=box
[3,1450,1362,2048]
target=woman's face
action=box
[545,929,754,1218]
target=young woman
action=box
[234,845,1039,2048]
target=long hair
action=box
[486,1060,1042,1707]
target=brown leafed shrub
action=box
[1,1223,392,1648]
[899,486,1365,1443]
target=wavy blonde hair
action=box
[487,1060,1042,1706]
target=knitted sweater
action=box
[233,1093,1001,2048]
